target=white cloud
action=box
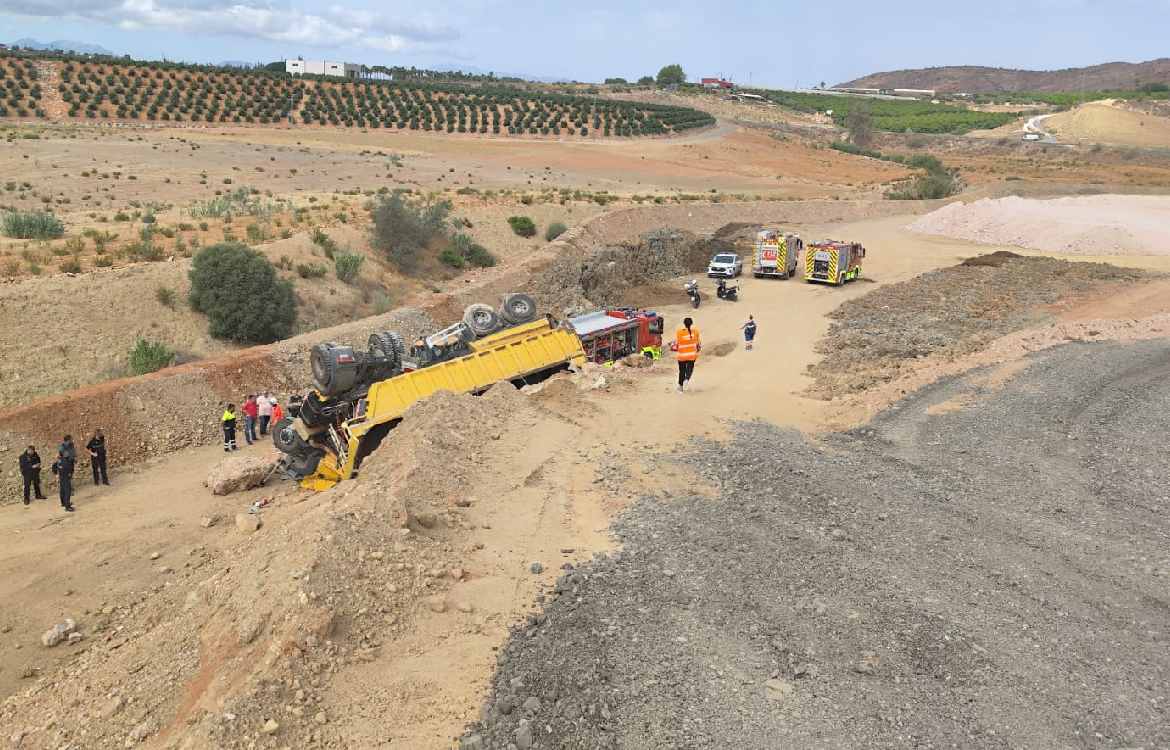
[3,0,459,53]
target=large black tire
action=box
[271,417,303,454]
[386,331,406,361]
[499,293,538,325]
[464,303,501,337]
[368,331,403,372]
[310,343,338,394]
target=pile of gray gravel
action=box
[463,339,1170,749]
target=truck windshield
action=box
[714,255,737,263]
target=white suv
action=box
[707,253,742,278]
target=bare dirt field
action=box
[0,118,915,407]
[1046,99,1170,148]
[908,194,1170,255]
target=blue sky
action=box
[3,0,1167,85]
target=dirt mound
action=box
[365,386,532,516]
[908,195,1170,256]
[960,250,1022,267]
[708,341,738,357]
[0,382,573,749]
[1046,100,1170,148]
[531,228,714,315]
[806,255,1146,399]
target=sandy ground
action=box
[908,194,1170,255]
[0,213,973,722]
[3,207,1170,746]
[1046,99,1170,148]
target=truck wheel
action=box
[310,343,339,394]
[463,304,501,337]
[272,417,303,454]
[369,331,403,372]
[500,293,537,324]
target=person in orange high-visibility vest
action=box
[671,316,701,392]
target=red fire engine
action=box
[567,308,665,364]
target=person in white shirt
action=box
[258,392,274,435]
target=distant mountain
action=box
[839,59,1170,93]
[9,38,115,56]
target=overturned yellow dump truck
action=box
[274,295,585,491]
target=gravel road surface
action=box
[463,339,1170,749]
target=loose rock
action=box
[41,618,77,647]
[206,455,272,495]
[235,513,261,534]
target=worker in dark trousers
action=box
[86,428,110,486]
[52,437,76,512]
[222,404,239,452]
[19,445,46,505]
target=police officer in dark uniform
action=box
[86,428,110,486]
[19,445,46,505]
[52,436,77,512]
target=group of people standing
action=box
[220,392,302,452]
[18,430,109,512]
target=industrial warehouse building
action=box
[285,59,361,79]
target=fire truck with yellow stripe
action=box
[804,241,865,286]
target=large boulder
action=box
[205,455,273,496]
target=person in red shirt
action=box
[241,395,259,445]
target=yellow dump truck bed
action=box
[303,319,585,489]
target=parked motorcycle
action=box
[684,279,701,309]
[716,278,739,302]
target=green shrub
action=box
[545,222,568,241]
[245,223,266,243]
[296,262,327,279]
[126,240,164,262]
[2,210,64,239]
[507,215,537,238]
[333,251,364,283]
[127,338,174,375]
[156,286,177,308]
[845,102,875,147]
[438,247,466,268]
[370,193,452,274]
[189,242,296,343]
[886,173,961,200]
[466,244,496,267]
[310,226,338,258]
[446,232,497,268]
[59,258,82,273]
